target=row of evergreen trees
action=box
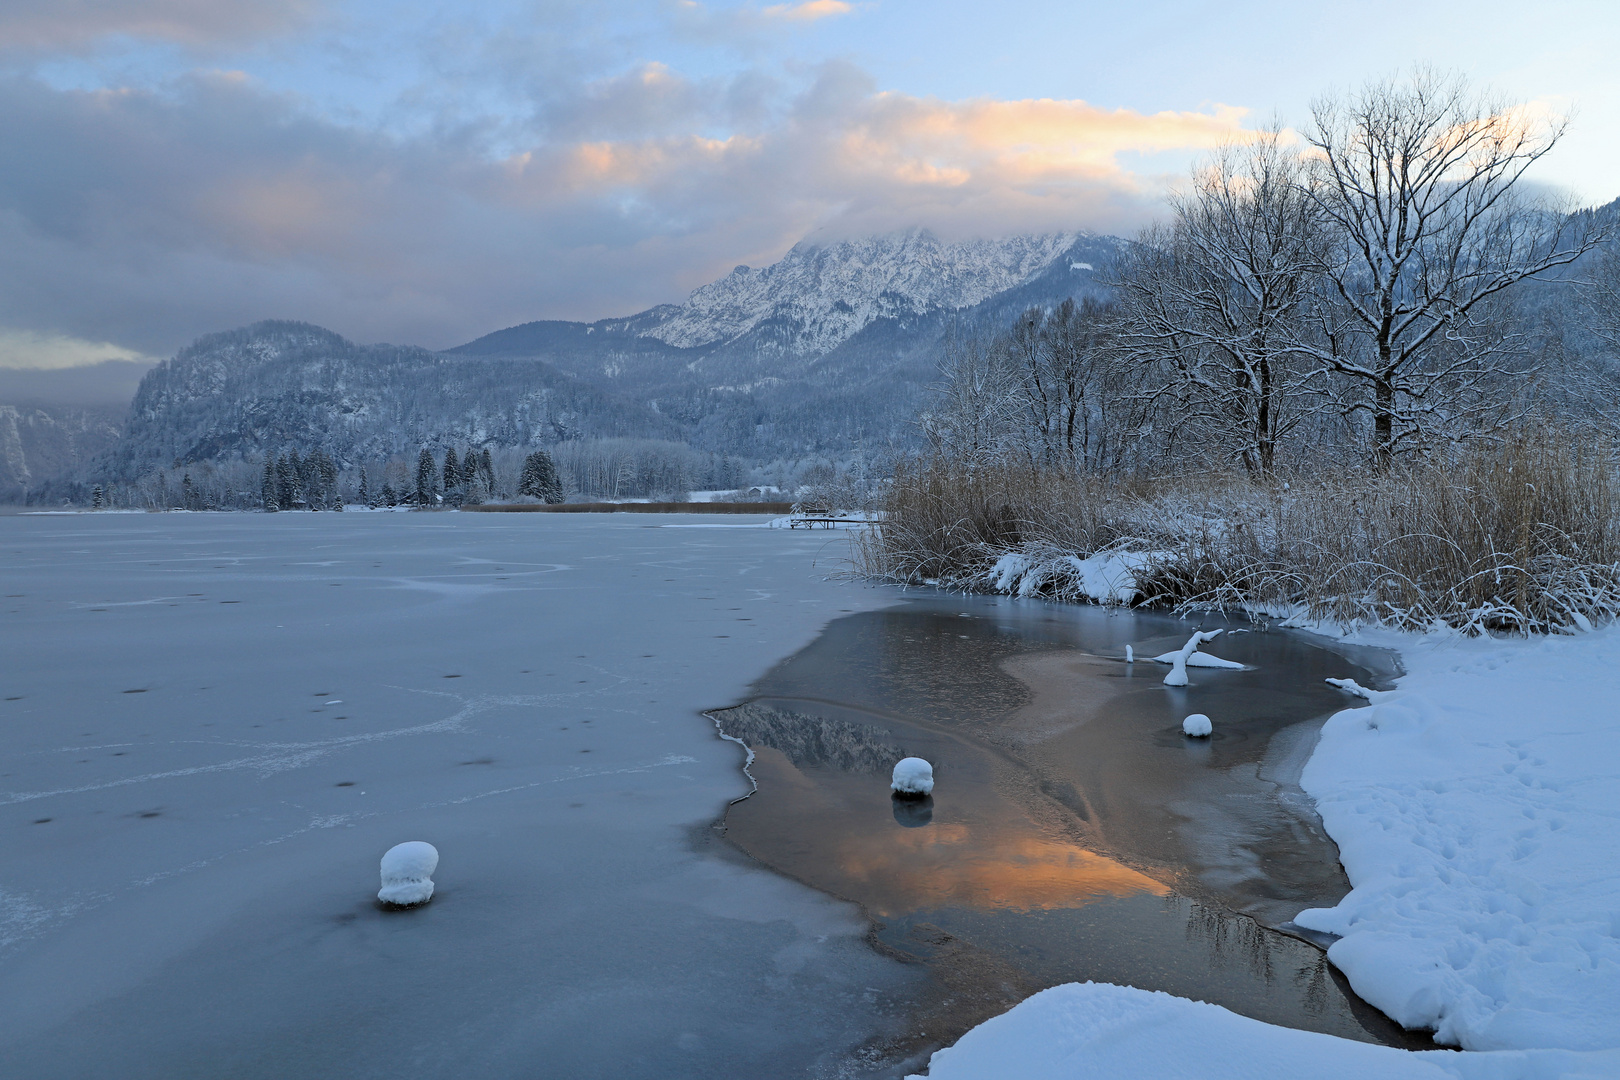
[246,445,565,510]
[262,449,342,511]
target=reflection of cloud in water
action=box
[712,702,911,773]
[835,823,1168,917]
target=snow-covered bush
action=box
[891,757,934,796]
[378,841,439,907]
[1182,713,1213,737]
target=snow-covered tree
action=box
[917,327,1024,465]
[1301,70,1602,462]
[442,447,460,504]
[262,458,279,511]
[517,450,564,503]
[415,448,437,506]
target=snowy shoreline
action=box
[910,623,1620,1077]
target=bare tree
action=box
[917,326,1023,464]
[1587,241,1620,351]
[1115,131,1327,474]
[1302,69,1603,462]
[1005,299,1125,470]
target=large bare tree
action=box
[1115,131,1326,474]
[1303,70,1602,462]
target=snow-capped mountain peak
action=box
[642,229,1080,354]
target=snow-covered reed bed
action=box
[858,433,1620,635]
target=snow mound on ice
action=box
[1182,713,1212,737]
[378,841,438,906]
[1153,650,1244,669]
[907,981,1620,1079]
[891,757,934,796]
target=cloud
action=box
[0,328,155,370]
[0,62,1253,358]
[762,1,853,22]
[0,0,320,51]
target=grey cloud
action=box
[0,60,1191,360]
[0,0,320,51]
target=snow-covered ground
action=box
[909,624,1620,1078]
[0,512,918,1079]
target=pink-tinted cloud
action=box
[0,61,1253,355]
[761,1,853,22]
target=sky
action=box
[1,0,1616,372]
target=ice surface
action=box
[1181,713,1212,737]
[378,841,438,906]
[908,982,1620,1080]
[0,512,922,1079]
[889,756,934,795]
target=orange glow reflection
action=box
[833,821,1168,917]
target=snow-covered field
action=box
[910,625,1620,1078]
[0,512,918,1079]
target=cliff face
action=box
[0,403,122,500]
[96,321,674,481]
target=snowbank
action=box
[1295,625,1620,1052]
[987,549,1152,604]
[908,982,1620,1080]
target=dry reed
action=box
[858,430,1620,634]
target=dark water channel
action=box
[711,595,1428,1065]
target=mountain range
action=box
[43,228,1119,491]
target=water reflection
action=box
[891,796,933,828]
[715,595,1423,1051]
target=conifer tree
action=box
[381,482,396,507]
[442,448,460,497]
[518,450,564,503]
[415,448,437,506]
[315,451,340,509]
[358,465,370,507]
[92,484,105,510]
[181,473,195,510]
[479,448,495,495]
[263,458,279,511]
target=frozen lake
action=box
[0,512,928,1079]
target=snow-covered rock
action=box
[378,841,439,907]
[1182,713,1212,737]
[891,757,935,796]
